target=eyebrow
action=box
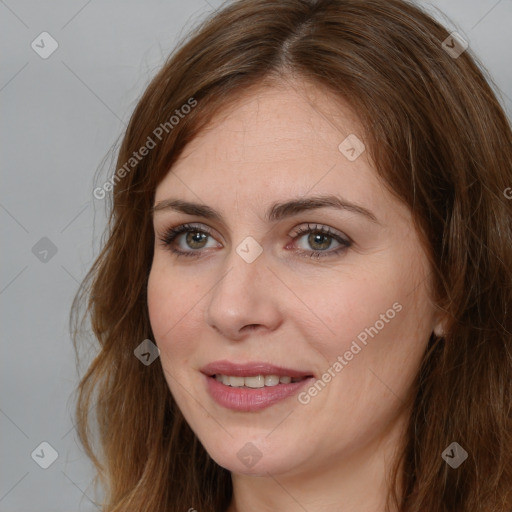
[152,195,380,225]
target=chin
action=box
[202,438,300,477]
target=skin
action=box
[147,79,446,512]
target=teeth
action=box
[214,374,305,387]
[227,376,245,387]
[264,375,279,386]
[245,375,265,388]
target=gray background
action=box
[1,0,510,510]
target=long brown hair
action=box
[71,0,512,510]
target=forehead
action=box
[173,81,364,167]
[154,82,406,225]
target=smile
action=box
[213,374,308,387]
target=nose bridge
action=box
[204,238,282,338]
[211,237,266,308]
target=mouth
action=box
[200,360,315,409]
[201,360,314,381]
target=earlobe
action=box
[433,324,445,338]
[433,314,448,338]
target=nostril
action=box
[243,324,262,332]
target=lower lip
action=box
[204,374,313,412]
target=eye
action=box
[157,222,351,259]
[288,223,351,259]
[158,223,219,258]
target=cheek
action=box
[147,262,183,350]
[306,264,432,385]
[147,260,203,362]
[147,265,170,339]
[301,274,394,352]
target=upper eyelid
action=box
[293,223,350,239]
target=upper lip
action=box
[201,360,314,378]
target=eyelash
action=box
[158,222,352,260]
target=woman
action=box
[71,0,512,510]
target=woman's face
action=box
[147,81,443,478]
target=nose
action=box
[204,243,283,341]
